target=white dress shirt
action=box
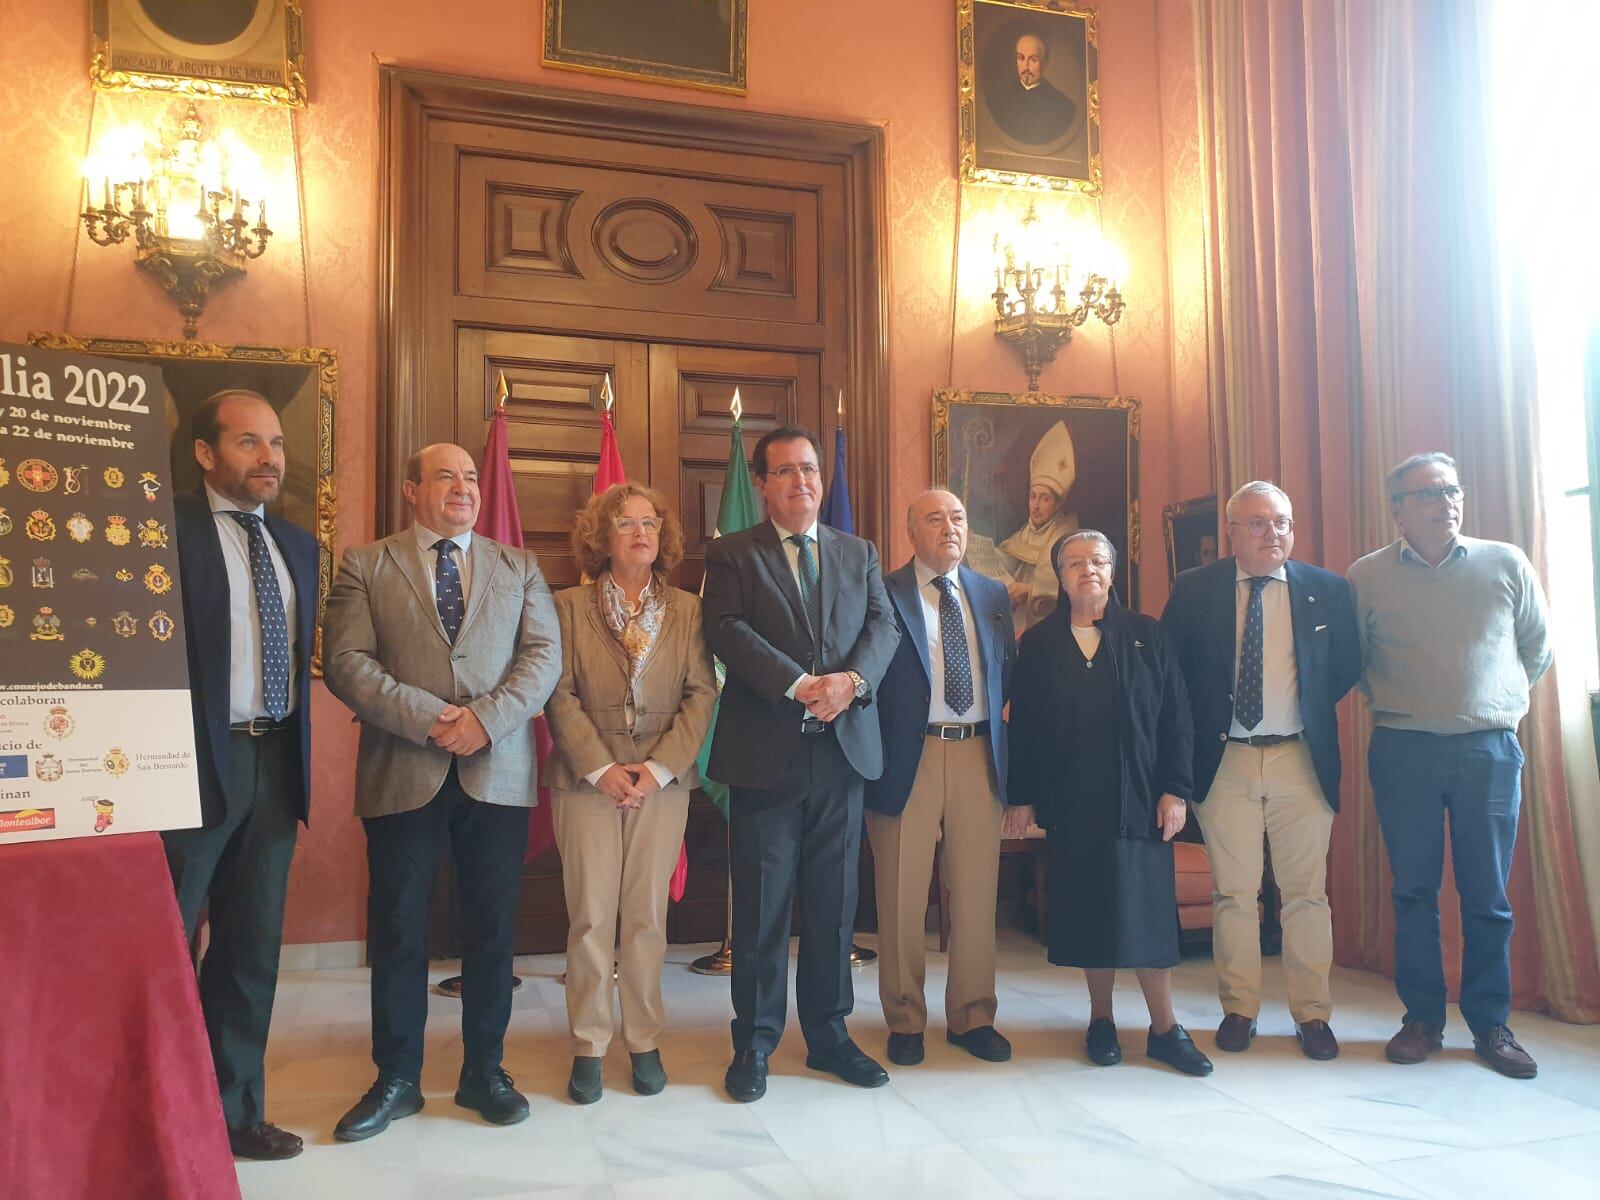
[413,522,474,601]
[913,559,989,723]
[1230,564,1303,738]
[207,483,299,724]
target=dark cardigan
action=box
[1007,592,1194,840]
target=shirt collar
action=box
[771,517,820,544]
[1235,563,1288,585]
[204,481,264,518]
[1399,536,1467,568]
[414,522,473,558]
[913,557,961,590]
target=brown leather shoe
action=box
[228,1121,304,1161]
[1296,1019,1340,1060]
[1215,1012,1257,1053]
[1385,1019,1444,1064]
[1473,1025,1537,1079]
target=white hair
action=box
[1225,480,1293,519]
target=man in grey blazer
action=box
[322,442,560,1140]
[703,425,900,1102]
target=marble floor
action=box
[241,931,1600,1200]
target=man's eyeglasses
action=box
[770,463,821,481]
[1228,517,1294,538]
[613,517,663,536]
[1392,484,1464,504]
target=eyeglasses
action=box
[1392,484,1464,503]
[1228,517,1295,537]
[770,463,820,481]
[1061,556,1114,572]
[613,517,663,536]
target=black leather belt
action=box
[230,716,293,736]
[926,721,990,741]
[1227,732,1301,748]
[801,717,828,735]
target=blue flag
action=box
[819,424,853,534]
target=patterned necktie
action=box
[932,575,974,715]
[225,511,290,720]
[788,533,822,649]
[433,539,464,642]
[1235,575,1273,731]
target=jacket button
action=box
[1218,733,1228,742]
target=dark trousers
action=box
[162,727,301,1130]
[363,763,529,1083]
[1368,726,1524,1033]
[728,728,863,1055]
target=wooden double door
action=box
[382,68,889,952]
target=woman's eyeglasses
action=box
[613,517,663,536]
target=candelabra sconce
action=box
[80,103,273,340]
[991,202,1124,391]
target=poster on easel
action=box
[0,340,201,844]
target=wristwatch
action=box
[846,670,868,699]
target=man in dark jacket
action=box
[1161,481,1361,1061]
[865,491,1014,1068]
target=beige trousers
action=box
[1195,740,1335,1023]
[552,786,690,1056]
[865,734,1003,1035]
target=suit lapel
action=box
[265,514,317,659]
[819,524,845,633]
[584,584,634,677]
[1284,560,1316,672]
[957,564,999,675]
[389,534,450,645]
[889,563,931,681]
[456,535,500,642]
[752,523,809,636]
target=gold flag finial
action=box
[730,387,743,422]
[600,372,615,412]
[494,370,509,412]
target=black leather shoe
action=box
[947,1025,1012,1062]
[1147,1024,1214,1076]
[1215,1013,1257,1053]
[725,1049,768,1102]
[1086,1018,1122,1066]
[228,1121,303,1160]
[1474,1025,1537,1079]
[568,1055,604,1104]
[456,1067,530,1125]
[1296,1019,1340,1061]
[335,1075,424,1142]
[805,1039,889,1088]
[887,1032,925,1065]
[630,1050,667,1096]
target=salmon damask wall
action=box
[0,0,1210,943]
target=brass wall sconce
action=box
[80,103,273,340]
[992,202,1124,390]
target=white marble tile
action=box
[898,1073,1111,1143]
[1377,1147,1600,1200]
[1208,1163,1428,1199]
[611,1162,815,1200]
[752,1084,947,1160]
[589,1101,787,1182]
[1374,1078,1600,1145]
[1120,1107,1358,1184]
[1267,1094,1481,1163]
[1523,1132,1600,1183]
[794,1144,1018,1199]
[965,1129,1220,1199]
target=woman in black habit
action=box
[1003,529,1212,1076]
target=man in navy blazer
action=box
[1161,481,1360,1062]
[864,490,1015,1067]
[163,390,319,1161]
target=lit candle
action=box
[103,176,111,210]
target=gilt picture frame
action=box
[1163,493,1220,584]
[28,333,336,672]
[90,0,307,107]
[542,0,748,95]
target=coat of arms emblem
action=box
[104,515,131,547]
[18,459,57,493]
[0,555,12,588]
[143,563,172,595]
[66,513,94,543]
[0,507,11,536]
[43,705,74,739]
[102,747,129,776]
[148,610,176,642]
[112,611,137,638]
[63,466,85,495]
[25,510,55,542]
[31,558,53,588]
[104,466,125,489]
[139,471,161,502]
[30,606,62,640]
[137,519,168,549]
[70,649,107,682]
[34,753,63,783]
[0,604,13,628]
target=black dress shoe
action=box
[725,1049,768,1102]
[1473,1025,1537,1079]
[1086,1018,1122,1066]
[630,1049,667,1095]
[1296,1019,1340,1061]
[947,1025,1012,1062]
[1147,1024,1214,1076]
[335,1075,424,1142]
[1215,1012,1257,1053]
[568,1055,604,1104]
[887,1032,925,1066]
[456,1067,530,1125]
[805,1039,890,1088]
[228,1121,303,1161]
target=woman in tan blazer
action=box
[544,482,717,1104]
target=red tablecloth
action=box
[0,833,241,1200]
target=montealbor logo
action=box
[0,808,55,832]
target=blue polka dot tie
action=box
[226,511,290,721]
[1236,575,1272,731]
[433,539,464,643]
[788,533,822,651]
[932,575,974,716]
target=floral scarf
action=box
[598,571,666,687]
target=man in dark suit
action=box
[703,425,900,1102]
[865,490,1014,1068]
[163,389,320,1161]
[988,32,1079,147]
[1161,481,1361,1061]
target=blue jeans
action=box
[1368,727,1523,1034]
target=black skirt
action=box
[1043,633,1179,970]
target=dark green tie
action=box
[789,533,822,649]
